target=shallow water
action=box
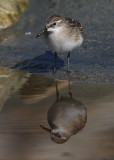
[0,68,114,160]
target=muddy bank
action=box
[0,0,114,82]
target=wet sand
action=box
[0,71,114,160]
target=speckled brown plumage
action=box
[65,17,83,36]
[46,14,62,24]
[47,15,83,36]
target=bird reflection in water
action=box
[40,78,87,144]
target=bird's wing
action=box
[65,17,83,35]
[70,114,87,135]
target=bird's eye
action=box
[53,23,56,26]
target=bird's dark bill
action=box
[36,30,45,38]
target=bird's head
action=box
[50,129,70,144]
[40,125,70,144]
[46,14,65,32]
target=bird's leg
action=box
[67,52,71,72]
[53,52,57,73]
[55,79,59,101]
[68,74,72,98]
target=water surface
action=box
[0,69,114,160]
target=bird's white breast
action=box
[45,28,83,54]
